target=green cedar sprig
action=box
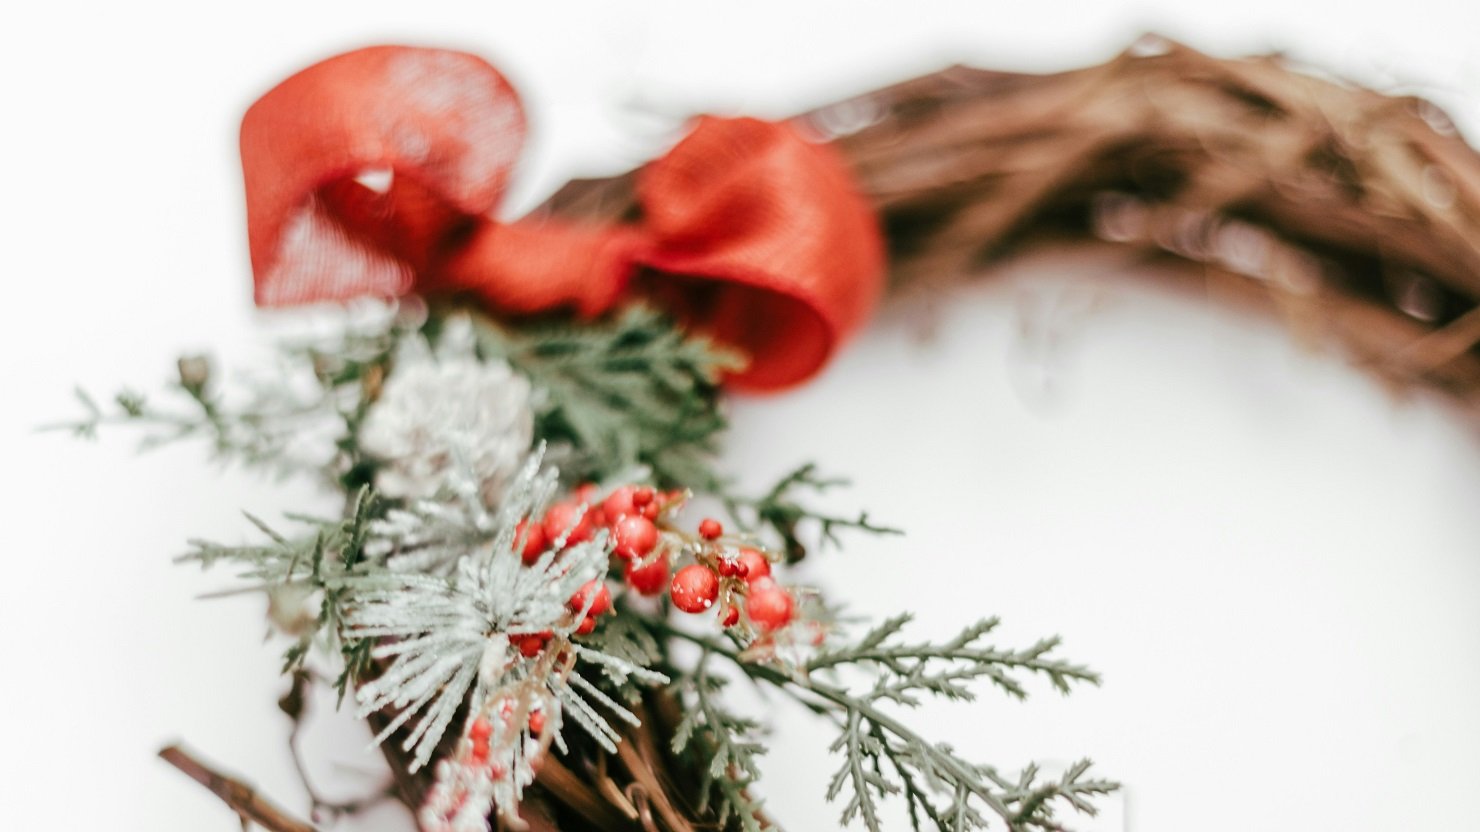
[182,487,379,701]
[670,652,771,832]
[657,616,1114,832]
[728,462,902,563]
[807,614,1098,703]
[463,304,743,490]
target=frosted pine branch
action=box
[338,452,668,774]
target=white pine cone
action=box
[360,323,534,505]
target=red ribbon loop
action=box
[241,46,883,390]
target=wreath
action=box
[64,35,1480,832]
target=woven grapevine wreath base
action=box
[157,35,1480,832]
[548,35,1480,405]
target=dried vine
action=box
[542,35,1480,403]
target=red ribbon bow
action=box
[240,46,883,391]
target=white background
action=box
[5,2,1480,830]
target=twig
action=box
[535,754,642,831]
[158,744,316,832]
[280,671,397,823]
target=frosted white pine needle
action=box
[339,449,666,808]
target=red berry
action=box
[670,564,720,613]
[624,550,671,596]
[720,606,740,628]
[470,738,490,764]
[575,483,599,503]
[528,710,546,736]
[613,515,659,560]
[745,578,794,632]
[516,520,547,565]
[735,548,771,584]
[632,487,655,508]
[713,556,745,577]
[602,486,638,521]
[517,634,546,658]
[469,717,493,742]
[698,518,723,540]
[568,580,613,616]
[640,502,661,520]
[575,615,598,635]
[543,501,594,546]
[805,621,828,646]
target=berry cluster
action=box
[668,518,795,634]
[420,695,548,832]
[518,483,799,640]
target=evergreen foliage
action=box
[68,300,1114,831]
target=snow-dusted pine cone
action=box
[359,320,534,505]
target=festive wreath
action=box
[66,35,1480,832]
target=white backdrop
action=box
[5,2,1480,830]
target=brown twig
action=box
[158,744,316,832]
[534,753,642,830]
